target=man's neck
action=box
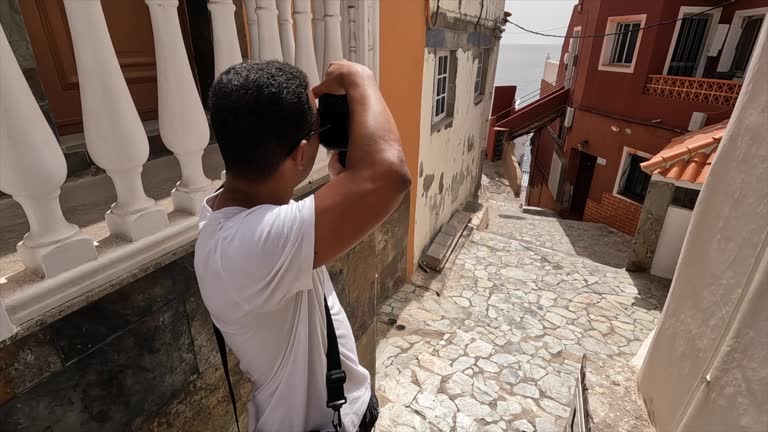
[212,175,294,211]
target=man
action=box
[194,59,410,432]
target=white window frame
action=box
[717,7,768,75]
[663,6,722,78]
[598,14,648,73]
[474,49,485,97]
[613,147,654,204]
[432,50,450,123]
[565,26,582,89]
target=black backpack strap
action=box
[214,324,241,432]
[324,296,347,431]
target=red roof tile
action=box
[640,120,728,186]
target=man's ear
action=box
[290,140,309,170]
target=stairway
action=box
[494,86,568,141]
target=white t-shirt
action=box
[194,193,371,432]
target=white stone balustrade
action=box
[244,0,259,59]
[347,4,358,62]
[255,0,283,61]
[312,0,326,74]
[0,23,97,278]
[63,0,168,242]
[323,0,344,72]
[294,0,321,85]
[277,0,296,64]
[208,0,243,76]
[0,0,376,342]
[146,0,214,215]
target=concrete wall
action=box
[526,121,561,211]
[413,0,504,264]
[649,205,692,279]
[626,180,676,272]
[638,22,768,430]
[0,189,409,432]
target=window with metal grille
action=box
[610,22,641,65]
[618,153,651,203]
[730,15,764,78]
[668,15,711,77]
[433,51,450,121]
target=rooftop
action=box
[640,121,728,187]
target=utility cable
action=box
[505,1,734,39]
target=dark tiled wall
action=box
[0,194,409,432]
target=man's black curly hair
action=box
[208,61,315,179]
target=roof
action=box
[640,120,728,186]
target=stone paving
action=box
[374,165,670,431]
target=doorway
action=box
[570,151,597,218]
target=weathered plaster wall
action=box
[412,0,505,265]
[0,189,409,432]
[414,45,499,264]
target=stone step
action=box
[482,212,632,270]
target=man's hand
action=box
[312,60,376,97]
[311,61,411,268]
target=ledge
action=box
[0,146,330,346]
[431,116,455,134]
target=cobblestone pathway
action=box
[374,166,670,431]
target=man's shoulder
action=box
[196,197,315,265]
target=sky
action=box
[501,0,579,45]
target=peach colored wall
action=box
[379,0,426,277]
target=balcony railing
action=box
[0,0,376,342]
[644,75,742,107]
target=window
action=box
[667,15,711,77]
[617,153,651,203]
[717,7,768,77]
[474,49,485,97]
[598,15,647,73]
[610,22,641,64]
[730,15,764,78]
[664,7,722,78]
[565,28,581,88]
[474,48,491,101]
[433,51,450,121]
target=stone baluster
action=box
[361,0,375,69]
[62,0,168,241]
[323,0,344,72]
[293,0,321,85]
[255,0,283,60]
[276,0,295,64]
[244,0,259,59]
[312,0,325,75]
[0,23,97,278]
[346,4,358,63]
[208,0,243,76]
[146,0,213,215]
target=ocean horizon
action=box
[494,43,563,104]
